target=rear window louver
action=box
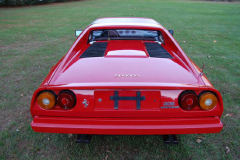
[145,42,173,58]
[80,42,108,58]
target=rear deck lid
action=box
[50,41,203,86]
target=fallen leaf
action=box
[183,41,186,43]
[224,113,233,117]
[20,94,24,97]
[48,138,50,141]
[196,139,202,143]
[213,40,217,43]
[198,136,205,139]
[106,150,112,153]
[105,155,108,160]
[225,146,230,154]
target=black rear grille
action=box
[145,42,173,58]
[80,42,108,58]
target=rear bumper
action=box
[31,116,223,135]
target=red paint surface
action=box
[30,17,224,135]
[105,40,149,57]
[32,116,223,135]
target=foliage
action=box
[0,0,78,6]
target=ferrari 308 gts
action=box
[30,17,223,143]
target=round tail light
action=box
[37,91,56,109]
[57,90,76,110]
[179,91,198,110]
[199,92,217,110]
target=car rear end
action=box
[31,86,223,135]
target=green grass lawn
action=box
[0,0,240,159]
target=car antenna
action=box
[200,62,205,76]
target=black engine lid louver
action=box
[80,42,108,58]
[145,42,173,58]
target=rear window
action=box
[89,29,164,42]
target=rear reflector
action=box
[179,91,198,110]
[57,90,76,110]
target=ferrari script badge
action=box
[115,74,140,77]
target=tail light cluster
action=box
[179,91,218,111]
[37,90,76,110]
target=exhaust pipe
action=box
[76,134,92,143]
[162,135,178,144]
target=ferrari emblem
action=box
[82,99,89,108]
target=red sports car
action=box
[30,17,223,143]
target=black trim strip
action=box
[145,42,173,58]
[80,42,108,58]
[110,91,145,110]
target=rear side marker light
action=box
[57,90,76,110]
[37,91,56,110]
[199,92,217,110]
[179,91,198,110]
